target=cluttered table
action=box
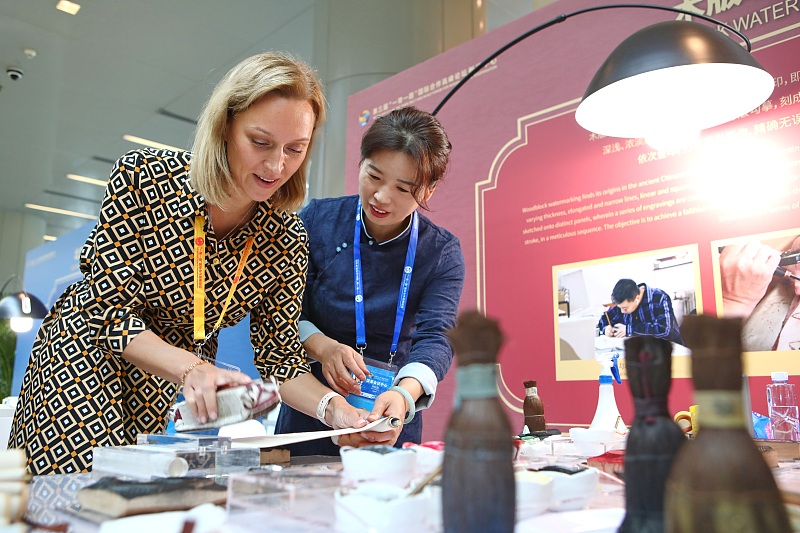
[21,444,800,533]
[23,449,627,533]
[17,420,800,533]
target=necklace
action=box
[211,202,258,241]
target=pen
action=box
[774,266,800,282]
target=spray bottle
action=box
[569,351,628,456]
[589,352,626,433]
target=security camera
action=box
[6,67,23,81]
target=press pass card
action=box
[345,357,398,411]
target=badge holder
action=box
[346,357,398,411]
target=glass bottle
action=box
[767,371,800,441]
[665,315,791,533]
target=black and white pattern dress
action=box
[9,148,310,475]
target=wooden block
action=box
[754,439,800,461]
[260,447,290,465]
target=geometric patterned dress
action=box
[9,148,311,475]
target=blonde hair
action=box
[191,52,326,212]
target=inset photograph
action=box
[713,230,800,353]
[554,245,700,380]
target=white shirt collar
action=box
[361,209,414,245]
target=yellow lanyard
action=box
[193,215,255,350]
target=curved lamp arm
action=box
[431,3,753,117]
[0,276,19,296]
[0,275,47,332]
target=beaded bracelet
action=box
[180,359,208,386]
[389,385,415,424]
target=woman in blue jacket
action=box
[275,106,466,454]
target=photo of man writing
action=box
[596,278,685,346]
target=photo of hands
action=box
[714,230,800,352]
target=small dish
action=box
[537,466,599,511]
[339,445,417,488]
[402,442,444,476]
[334,482,437,533]
[569,427,626,457]
[515,470,554,520]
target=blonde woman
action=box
[10,52,369,475]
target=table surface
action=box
[26,459,800,533]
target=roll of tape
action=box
[674,410,692,433]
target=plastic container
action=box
[589,353,625,431]
[569,352,627,456]
[767,371,800,441]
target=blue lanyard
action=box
[353,198,418,365]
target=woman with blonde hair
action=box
[10,52,372,475]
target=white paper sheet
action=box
[230,417,397,449]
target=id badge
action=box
[346,357,399,411]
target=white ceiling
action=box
[0,0,534,239]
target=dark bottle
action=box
[618,335,685,533]
[442,310,515,533]
[523,379,546,432]
[665,316,791,533]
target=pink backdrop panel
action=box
[346,0,800,441]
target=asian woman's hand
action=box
[305,333,370,396]
[358,387,408,446]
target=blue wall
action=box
[12,223,257,394]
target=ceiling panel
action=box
[0,0,530,239]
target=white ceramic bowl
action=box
[537,467,599,511]
[334,483,436,533]
[339,445,417,488]
[515,470,554,520]
[401,442,444,476]
[569,427,621,457]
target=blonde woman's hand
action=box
[325,396,369,431]
[328,399,371,448]
[181,363,252,424]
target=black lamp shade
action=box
[0,292,48,320]
[575,20,775,140]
